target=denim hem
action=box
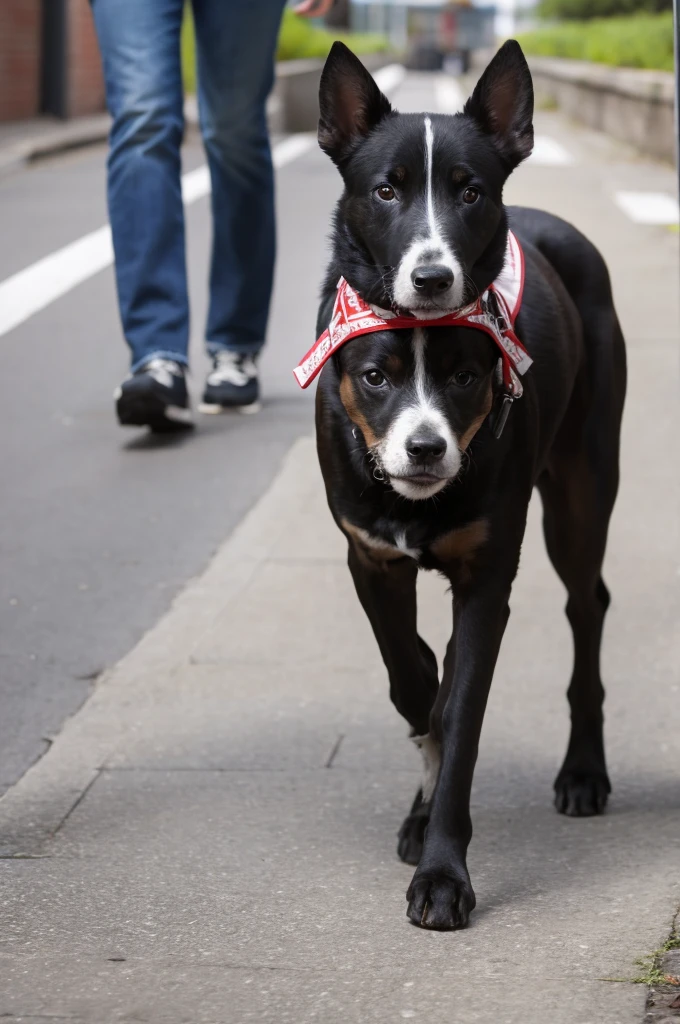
[130,350,190,374]
[206,340,265,358]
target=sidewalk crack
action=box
[324,734,344,769]
[51,769,102,838]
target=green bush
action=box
[276,8,388,61]
[517,12,674,70]
[538,0,670,21]
[181,9,388,93]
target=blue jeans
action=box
[91,0,286,371]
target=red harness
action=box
[293,232,531,419]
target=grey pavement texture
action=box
[1,74,679,1023]
[0,133,319,794]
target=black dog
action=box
[305,41,626,930]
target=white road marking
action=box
[614,190,680,225]
[0,226,115,341]
[434,76,464,114]
[0,134,315,340]
[527,136,574,166]
[272,133,316,168]
[373,63,407,96]
[180,164,210,203]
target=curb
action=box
[0,116,111,177]
[0,53,394,177]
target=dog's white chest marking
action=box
[394,530,421,560]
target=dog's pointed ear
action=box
[463,40,534,168]
[318,42,392,165]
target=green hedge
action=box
[517,12,674,71]
[181,9,388,93]
[538,0,670,21]
[276,9,388,61]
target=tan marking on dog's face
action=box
[385,352,405,380]
[458,380,493,451]
[339,374,380,448]
[341,518,408,571]
[430,518,489,565]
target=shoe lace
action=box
[207,352,257,387]
[144,358,184,388]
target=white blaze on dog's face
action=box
[391,117,466,316]
[338,327,498,501]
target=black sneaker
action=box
[200,352,261,415]
[115,358,193,432]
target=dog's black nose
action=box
[411,265,454,297]
[406,434,447,463]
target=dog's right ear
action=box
[463,40,534,168]
[318,42,392,165]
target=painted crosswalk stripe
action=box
[614,191,679,225]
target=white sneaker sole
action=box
[164,405,194,424]
[198,401,262,416]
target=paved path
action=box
[1,72,679,1023]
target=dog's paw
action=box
[554,768,611,816]
[406,867,476,930]
[397,788,429,865]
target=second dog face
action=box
[336,325,497,500]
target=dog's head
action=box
[319,40,533,315]
[336,324,498,501]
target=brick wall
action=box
[67,0,105,117]
[0,0,41,121]
[0,0,104,122]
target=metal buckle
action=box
[491,393,514,439]
[485,291,507,334]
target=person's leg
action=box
[91,0,188,373]
[191,0,286,370]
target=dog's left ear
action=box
[318,42,392,166]
[463,40,534,168]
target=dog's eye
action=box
[376,185,396,202]
[364,370,386,387]
[462,187,480,204]
[453,370,477,387]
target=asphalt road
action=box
[1,69,678,808]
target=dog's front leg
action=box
[346,538,441,863]
[406,581,511,930]
[346,539,438,737]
